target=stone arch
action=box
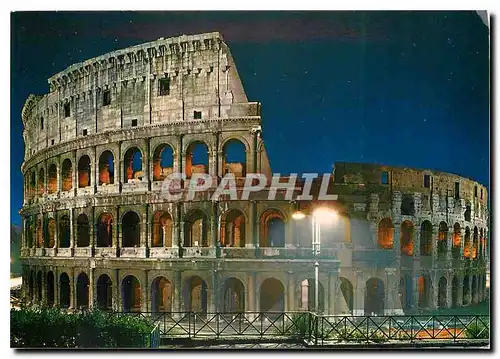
[464,227,471,258]
[98,150,115,185]
[184,209,209,247]
[438,276,447,309]
[400,220,414,256]
[59,272,70,308]
[438,221,448,258]
[48,164,57,194]
[96,274,113,310]
[152,144,174,181]
[122,275,141,312]
[61,158,73,191]
[399,275,412,311]
[185,141,209,179]
[340,277,354,313]
[151,276,173,312]
[46,271,55,306]
[183,276,208,313]
[96,212,113,247]
[451,276,459,308]
[364,277,385,315]
[122,211,141,247]
[420,220,433,256]
[77,155,91,188]
[223,277,245,313]
[46,217,56,248]
[220,208,246,247]
[260,277,285,313]
[58,215,70,248]
[76,272,89,309]
[452,223,461,259]
[38,168,45,195]
[260,208,286,247]
[222,138,247,177]
[299,278,325,313]
[76,213,90,247]
[418,275,432,308]
[152,211,173,247]
[377,218,394,249]
[123,147,143,183]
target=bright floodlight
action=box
[292,210,306,220]
[313,207,337,224]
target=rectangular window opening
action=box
[194,111,202,120]
[454,182,460,199]
[51,139,54,145]
[474,186,478,197]
[131,119,137,127]
[82,129,87,136]
[381,171,389,185]
[40,117,44,130]
[103,90,111,106]
[480,188,483,199]
[64,103,70,117]
[158,77,170,96]
[423,174,431,188]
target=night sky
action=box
[10,11,489,226]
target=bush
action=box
[465,322,489,340]
[11,307,154,348]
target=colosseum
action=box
[19,32,489,317]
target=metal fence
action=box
[119,311,489,346]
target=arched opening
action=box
[223,277,245,313]
[38,168,45,195]
[96,212,113,247]
[220,209,246,247]
[48,164,57,194]
[260,278,284,313]
[184,209,208,247]
[58,215,70,248]
[479,228,484,259]
[124,147,143,183]
[152,144,174,181]
[420,220,432,256]
[364,278,385,315]
[438,277,447,309]
[30,171,36,198]
[399,275,412,311]
[418,275,432,308]
[185,141,209,179]
[76,214,90,247]
[36,271,42,302]
[183,276,208,313]
[437,222,448,259]
[152,211,173,247]
[463,275,470,305]
[76,272,89,309]
[400,196,415,216]
[471,275,478,304]
[452,223,461,259]
[464,203,471,222]
[151,277,173,312]
[46,218,56,248]
[464,227,471,258]
[122,211,140,248]
[222,139,246,177]
[96,274,113,311]
[77,155,91,188]
[260,209,286,247]
[26,217,33,248]
[98,150,115,185]
[400,221,414,256]
[451,276,459,308]
[61,159,73,191]
[472,227,479,260]
[377,218,394,249]
[122,275,141,312]
[35,217,43,248]
[299,278,325,313]
[340,277,354,313]
[46,271,55,306]
[59,273,70,308]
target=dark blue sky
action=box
[10,11,489,225]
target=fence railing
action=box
[117,311,489,346]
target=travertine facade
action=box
[19,32,489,316]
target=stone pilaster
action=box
[353,270,364,316]
[385,268,404,315]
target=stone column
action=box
[385,268,403,315]
[140,205,148,249]
[41,268,46,305]
[211,202,218,248]
[210,269,218,313]
[432,273,439,309]
[446,273,452,308]
[247,272,256,318]
[413,225,421,257]
[432,224,439,264]
[142,270,149,313]
[328,272,337,315]
[412,272,419,310]
[69,209,74,256]
[114,206,120,254]
[353,270,364,316]
[114,269,120,311]
[70,268,75,310]
[72,150,77,194]
[93,146,97,194]
[446,230,452,263]
[174,271,182,315]
[393,222,401,256]
[144,138,150,190]
[89,266,95,309]
[286,271,295,312]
